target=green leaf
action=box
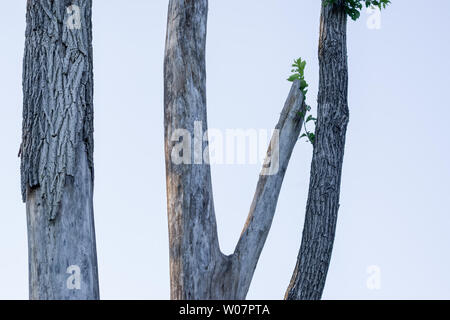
[327,0,390,21]
[306,115,317,123]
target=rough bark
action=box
[286,0,349,300]
[164,0,305,300]
[21,0,99,300]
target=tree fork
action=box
[164,0,306,300]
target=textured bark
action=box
[21,0,99,300]
[164,0,305,300]
[286,0,349,300]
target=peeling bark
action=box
[21,0,99,300]
[164,0,305,299]
[286,0,349,300]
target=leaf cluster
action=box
[288,58,316,145]
[288,58,309,97]
[325,0,390,21]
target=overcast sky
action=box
[1,0,450,299]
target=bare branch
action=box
[231,80,306,298]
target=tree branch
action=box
[231,80,306,299]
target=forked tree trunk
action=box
[21,0,99,300]
[164,0,306,300]
[286,0,349,300]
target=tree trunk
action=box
[164,0,305,300]
[285,0,349,300]
[21,0,99,300]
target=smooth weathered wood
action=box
[164,0,225,299]
[164,0,305,299]
[286,0,349,300]
[232,82,305,299]
[21,0,99,300]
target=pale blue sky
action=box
[1,0,450,299]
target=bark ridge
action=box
[286,0,349,300]
[21,0,94,220]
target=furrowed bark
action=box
[286,0,349,300]
[164,0,305,299]
[21,0,99,300]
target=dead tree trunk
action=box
[21,0,99,300]
[286,0,349,300]
[164,0,306,300]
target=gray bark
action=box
[286,0,349,300]
[164,0,305,300]
[21,0,99,300]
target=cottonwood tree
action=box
[286,0,389,300]
[164,0,307,299]
[20,0,99,300]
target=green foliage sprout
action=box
[288,58,309,97]
[288,58,316,145]
[325,0,390,21]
